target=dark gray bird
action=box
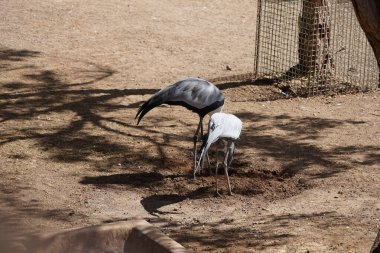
[135,77,225,173]
[196,112,242,196]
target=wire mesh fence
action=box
[254,0,379,96]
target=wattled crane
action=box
[196,112,242,196]
[135,77,224,173]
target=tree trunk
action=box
[351,0,380,87]
[298,0,333,81]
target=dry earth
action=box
[0,0,379,252]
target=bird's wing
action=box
[165,77,223,109]
[196,113,242,170]
[218,114,243,139]
[135,77,224,124]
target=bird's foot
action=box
[193,167,200,179]
[215,191,223,198]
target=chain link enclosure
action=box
[254,0,379,96]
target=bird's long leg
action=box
[224,143,233,196]
[200,118,207,170]
[202,119,212,175]
[227,142,236,166]
[215,149,221,197]
[193,117,203,178]
[206,152,212,175]
[200,117,203,139]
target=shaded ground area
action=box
[0,1,379,252]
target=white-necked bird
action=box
[196,112,242,196]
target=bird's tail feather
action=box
[196,134,209,172]
[195,146,206,176]
[135,94,165,125]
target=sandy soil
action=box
[0,0,379,252]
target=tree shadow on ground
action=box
[146,210,352,252]
[0,185,87,246]
[1,48,379,252]
[0,48,176,171]
[234,111,379,179]
[2,48,378,185]
[0,185,92,253]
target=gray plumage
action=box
[135,77,224,124]
[135,77,225,174]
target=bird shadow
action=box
[80,172,165,188]
[0,47,379,253]
[140,194,187,216]
[141,185,217,215]
[1,46,379,207]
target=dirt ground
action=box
[0,0,379,252]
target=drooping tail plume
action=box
[195,134,209,174]
[135,92,166,125]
